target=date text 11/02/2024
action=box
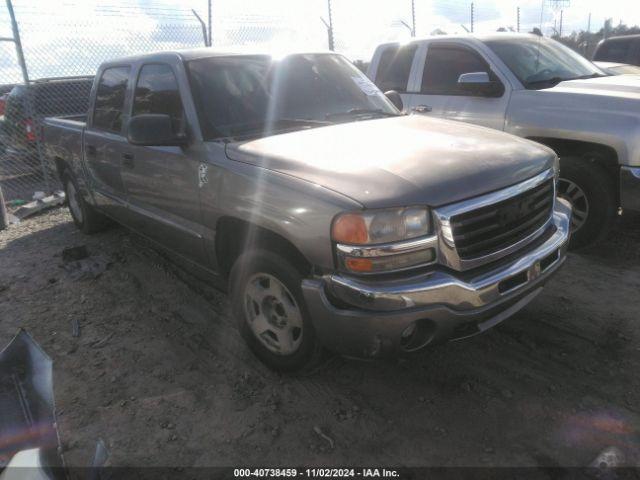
[233,468,400,478]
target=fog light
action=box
[400,322,417,346]
[399,319,436,352]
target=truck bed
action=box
[42,115,87,181]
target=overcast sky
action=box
[1,0,639,82]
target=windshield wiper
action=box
[571,73,608,80]
[527,72,608,89]
[526,76,565,88]
[325,108,398,120]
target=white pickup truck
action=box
[368,33,640,248]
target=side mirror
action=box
[127,114,187,147]
[384,90,404,111]
[457,72,504,97]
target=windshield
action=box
[485,37,606,90]
[186,53,399,140]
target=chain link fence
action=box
[0,0,205,202]
[0,0,609,204]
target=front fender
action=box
[505,90,640,166]
[200,157,361,272]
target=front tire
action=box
[229,250,322,372]
[62,170,109,234]
[558,156,616,249]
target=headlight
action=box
[332,207,436,274]
[332,207,430,245]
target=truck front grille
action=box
[450,179,554,260]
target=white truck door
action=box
[409,42,510,131]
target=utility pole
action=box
[603,18,611,39]
[411,0,416,37]
[517,6,521,32]
[327,0,334,51]
[470,2,474,33]
[320,0,334,51]
[587,12,591,33]
[207,0,212,46]
[559,9,563,37]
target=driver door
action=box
[121,63,208,265]
[408,42,510,131]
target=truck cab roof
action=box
[99,47,338,69]
[373,32,542,49]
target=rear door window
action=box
[375,44,417,92]
[421,45,489,95]
[133,64,185,135]
[92,66,130,133]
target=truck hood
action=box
[225,115,554,208]
[550,74,640,98]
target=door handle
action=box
[413,105,433,113]
[122,152,135,168]
[86,145,96,156]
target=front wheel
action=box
[229,250,322,372]
[557,156,616,249]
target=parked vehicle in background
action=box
[0,84,15,155]
[0,76,92,172]
[43,48,571,371]
[0,84,13,117]
[368,33,640,249]
[593,34,640,67]
[0,84,15,95]
[593,61,640,75]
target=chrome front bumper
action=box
[302,198,572,358]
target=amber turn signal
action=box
[332,213,368,244]
[344,257,373,272]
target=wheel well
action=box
[527,137,619,195]
[53,157,68,180]
[215,217,312,279]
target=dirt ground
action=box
[1,207,639,468]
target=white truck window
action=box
[421,45,488,95]
[375,44,417,93]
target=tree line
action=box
[551,21,640,57]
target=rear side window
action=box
[133,64,185,135]
[375,44,417,93]
[594,40,632,63]
[421,45,489,95]
[93,66,130,133]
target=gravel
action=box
[1,207,639,467]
